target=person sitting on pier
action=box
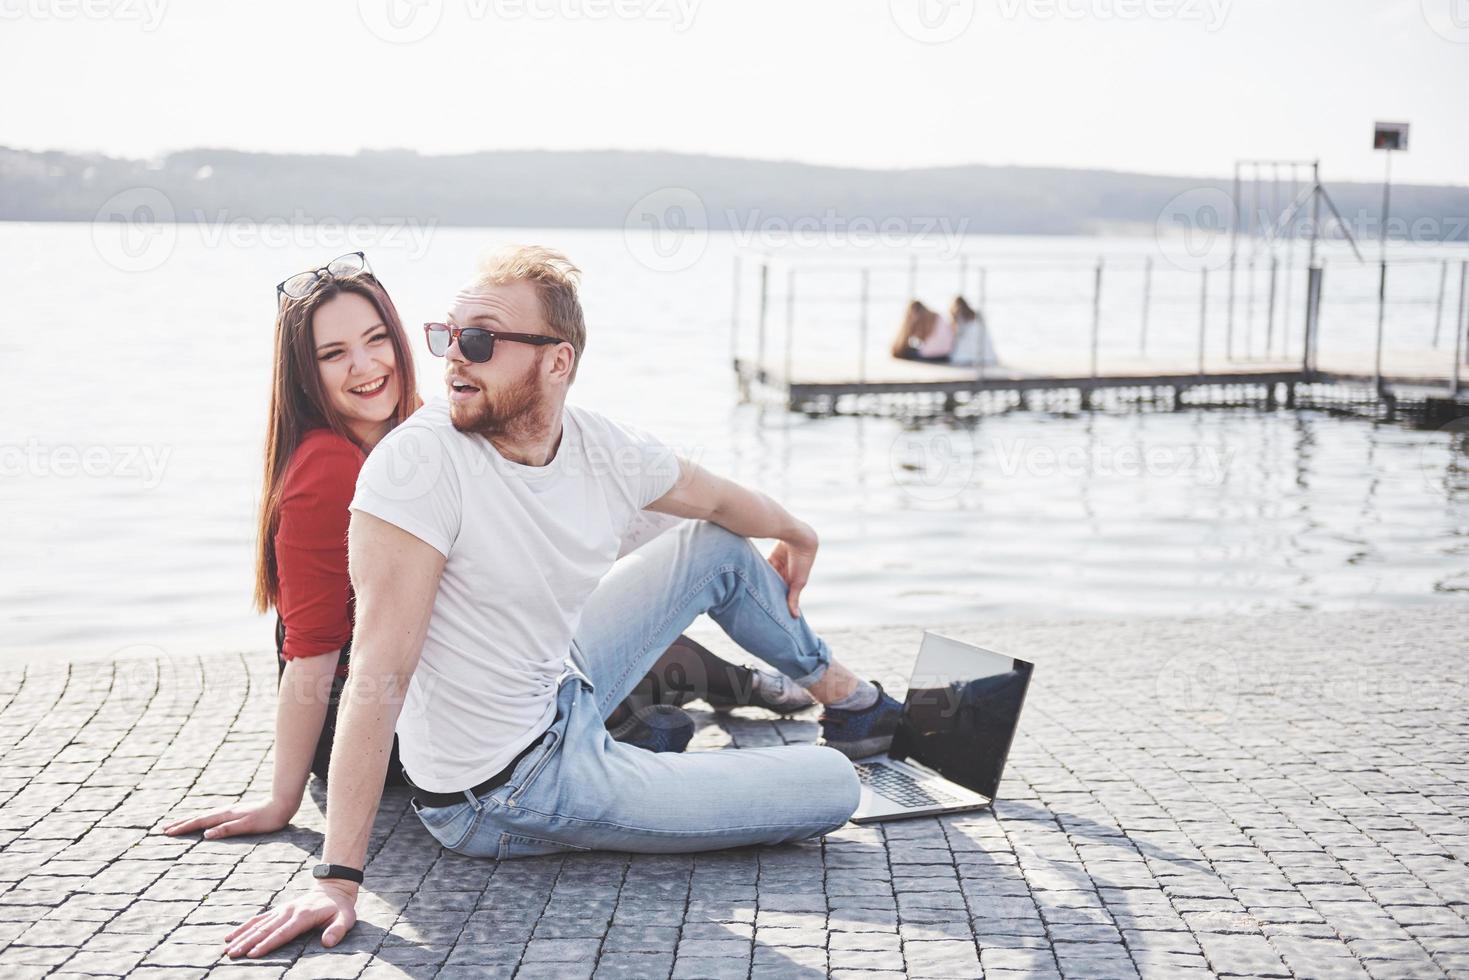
[161,254,811,845]
[947,296,1000,368]
[890,299,954,363]
[222,245,903,960]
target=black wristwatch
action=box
[313,863,364,885]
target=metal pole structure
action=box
[755,262,769,381]
[1247,164,1260,358]
[858,268,870,384]
[1265,256,1278,360]
[1374,152,1392,395]
[1227,162,1240,360]
[1302,264,1322,376]
[784,267,796,384]
[1090,259,1103,381]
[730,254,742,369]
[1307,162,1321,268]
[1432,258,1449,348]
[1283,163,1298,357]
[1304,161,1323,374]
[1140,256,1153,356]
[1198,267,1209,375]
[1455,260,1467,397]
[1380,150,1394,260]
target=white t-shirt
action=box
[350,397,681,792]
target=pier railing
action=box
[731,251,1469,400]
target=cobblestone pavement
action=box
[1,607,1467,979]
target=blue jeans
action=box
[410,520,861,859]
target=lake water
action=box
[2,223,1465,659]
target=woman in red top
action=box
[163,255,813,841]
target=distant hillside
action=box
[3,146,1466,241]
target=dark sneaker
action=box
[609,704,695,753]
[819,684,903,760]
[708,666,817,715]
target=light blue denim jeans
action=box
[410,520,861,860]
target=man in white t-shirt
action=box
[225,246,903,959]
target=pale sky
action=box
[4,0,1467,185]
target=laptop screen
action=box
[889,633,1033,801]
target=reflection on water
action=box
[1,224,1465,658]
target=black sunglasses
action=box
[423,322,563,363]
[277,252,374,302]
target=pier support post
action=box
[784,267,796,385]
[1302,265,1323,376]
[1433,258,1448,349]
[1197,267,1209,376]
[1089,260,1103,381]
[1227,162,1240,360]
[1265,256,1278,359]
[1140,256,1152,356]
[1454,260,1467,397]
[1265,383,1278,410]
[1373,259,1388,396]
[756,262,769,386]
[730,255,741,371]
[1284,382,1296,409]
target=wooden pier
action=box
[729,249,1469,426]
[734,350,1468,424]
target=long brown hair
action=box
[892,300,937,357]
[950,295,977,324]
[252,273,417,613]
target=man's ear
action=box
[550,342,576,382]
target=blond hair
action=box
[474,245,586,382]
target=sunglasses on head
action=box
[423,322,563,364]
[276,252,374,302]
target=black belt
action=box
[406,731,548,809]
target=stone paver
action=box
[0,608,1466,978]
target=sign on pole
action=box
[1373,121,1409,151]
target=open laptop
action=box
[851,632,1033,824]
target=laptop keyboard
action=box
[855,762,965,809]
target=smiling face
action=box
[312,291,402,447]
[443,278,573,437]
